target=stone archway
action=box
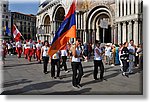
[44,15,50,34]
[41,15,50,41]
[86,5,113,44]
[53,5,65,33]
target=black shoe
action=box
[125,74,129,78]
[77,84,82,88]
[44,72,48,74]
[100,77,104,81]
[52,77,57,79]
[73,85,80,89]
[57,76,63,79]
[94,78,99,80]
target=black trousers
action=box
[42,57,49,73]
[61,56,67,71]
[51,59,60,77]
[121,60,129,72]
[71,62,83,86]
[8,48,13,54]
[94,60,104,79]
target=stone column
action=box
[81,14,83,29]
[139,21,143,44]
[85,31,87,43]
[124,0,126,16]
[139,0,142,13]
[116,0,119,17]
[114,24,118,44]
[83,30,85,43]
[118,23,121,44]
[78,13,80,29]
[96,26,100,41]
[120,0,123,17]
[133,20,139,45]
[111,25,114,44]
[127,0,130,15]
[123,22,127,43]
[76,13,78,29]
[54,21,56,33]
[135,0,139,14]
[131,0,135,14]
[128,21,132,42]
[89,29,92,43]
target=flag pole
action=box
[21,35,26,41]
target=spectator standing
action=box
[120,42,129,77]
[93,41,105,81]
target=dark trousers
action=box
[51,59,60,77]
[121,60,129,72]
[71,62,83,86]
[94,60,104,79]
[61,56,67,71]
[42,57,49,73]
[8,48,13,54]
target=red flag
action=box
[12,24,22,42]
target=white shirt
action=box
[105,46,112,56]
[23,44,26,49]
[16,41,22,48]
[94,47,102,60]
[136,48,143,55]
[61,50,68,56]
[36,43,42,50]
[7,43,12,49]
[72,47,81,62]
[42,46,49,57]
[52,51,60,59]
[27,42,33,49]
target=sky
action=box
[9,0,40,15]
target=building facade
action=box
[36,0,143,45]
[1,0,11,37]
[11,12,36,40]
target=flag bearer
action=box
[71,38,83,88]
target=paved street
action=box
[1,55,143,95]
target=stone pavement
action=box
[1,55,143,95]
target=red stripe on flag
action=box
[64,0,76,20]
[12,24,22,42]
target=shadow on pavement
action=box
[3,79,32,88]
[43,88,92,95]
[1,80,71,95]
[4,62,39,68]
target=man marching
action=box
[27,39,33,62]
[16,40,22,58]
[23,40,29,59]
[36,40,43,63]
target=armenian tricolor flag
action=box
[48,0,76,57]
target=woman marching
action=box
[41,40,50,74]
